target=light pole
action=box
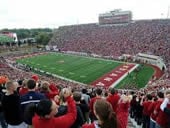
[167,6,170,18]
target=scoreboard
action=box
[99,9,132,25]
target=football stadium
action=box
[0,3,170,128]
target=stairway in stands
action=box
[128,116,142,128]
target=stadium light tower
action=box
[167,6,170,18]
[76,19,79,25]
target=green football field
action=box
[16,53,121,84]
[16,53,155,88]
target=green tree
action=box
[35,32,52,45]
[0,28,53,40]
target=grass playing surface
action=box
[16,53,121,84]
[16,53,155,88]
[115,64,154,89]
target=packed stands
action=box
[50,19,170,76]
[0,19,170,128]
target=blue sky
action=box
[0,0,170,29]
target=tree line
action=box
[1,28,53,45]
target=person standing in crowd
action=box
[135,93,144,125]
[148,91,164,128]
[19,79,28,96]
[155,90,170,128]
[106,88,120,113]
[117,94,130,128]
[24,88,77,128]
[82,88,90,105]
[71,91,85,128]
[73,91,89,126]
[2,81,27,128]
[82,99,118,128]
[160,90,170,128]
[140,94,153,128]
[20,79,46,127]
[161,93,170,115]
[39,81,59,100]
[80,89,90,123]
[130,95,137,118]
[89,88,103,122]
[0,86,7,128]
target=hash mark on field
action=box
[37,64,40,65]
[80,75,86,78]
[59,69,64,72]
[69,72,74,75]
[43,65,47,67]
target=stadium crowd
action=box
[0,19,170,128]
[0,51,169,128]
[0,54,130,128]
[50,19,170,76]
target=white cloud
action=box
[0,0,170,29]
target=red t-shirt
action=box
[156,100,170,128]
[151,100,162,121]
[19,87,28,96]
[44,92,58,99]
[117,102,129,128]
[106,93,120,113]
[142,101,152,116]
[49,84,59,95]
[149,101,157,120]
[32,96,77,128]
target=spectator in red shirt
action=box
[149,91,164,128]
[159,90,170,128]
[82,99,118,128]
[48,83,59,95]
[106,88,120,113]
[160,97,170,128]
[40,81,58,99]
[155,90,170,128]
[24,88,77,128]
[117,95,130,128]
[140,94,153,128]
[89,88,103,122]
[31,75,39,82]
[19,79,28,96]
